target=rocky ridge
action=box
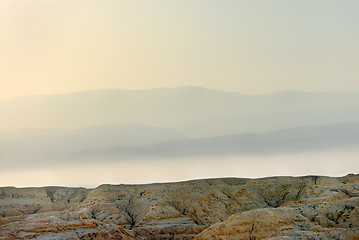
[0,174,358,239]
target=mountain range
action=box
[28,122,359,166]
[1,86,359,134]
[1,86,359,169]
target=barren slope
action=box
[1,174,358,239]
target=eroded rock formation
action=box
[1,174,358,239]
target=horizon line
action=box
[0,173,356,189]
[2,85,359,102]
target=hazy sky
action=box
[1,151,358,187]
[1,0,358,101]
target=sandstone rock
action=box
[194,207,359,240]
[1,174,358,239]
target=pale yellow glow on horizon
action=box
[1,150,358,188]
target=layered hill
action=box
[1,174,358,239]
[2,87,359,178]
[0,124,185,165]
[1,87,359,138]
[28,122,359,167]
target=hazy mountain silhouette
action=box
[0,124,185,164]
[174,107,359,138]
[2,87,359,170]
[1,87,359,135]
[18,122,359,168]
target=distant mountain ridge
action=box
[2,86,359,170]
[1,86,359,134]
[0,124,186,164]
[175,107,359,138]
[17,122,359,169]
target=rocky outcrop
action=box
[1,174,358,239]
[195,174,359,240]
[194,200,359,240]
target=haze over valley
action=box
[1,87,359,186]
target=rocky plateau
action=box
[1,174,359,239]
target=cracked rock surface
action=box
[0,174,358,239]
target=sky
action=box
[0,0,358,101]
[1,0,359,186]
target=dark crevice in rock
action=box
[46,189,55,203]
[192,210,200,225]
[339,189,355,198]
[256,192,274,208]
[127,210,136,229]
[222,191,232,200]
[90,210,97,220]
[249,219,255,240]
[281,191,290,202]
[334,209,346,223]
[124,197,136,229]
[295,185,306,200]
[313,176,319,185]
[0,190,6,198]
